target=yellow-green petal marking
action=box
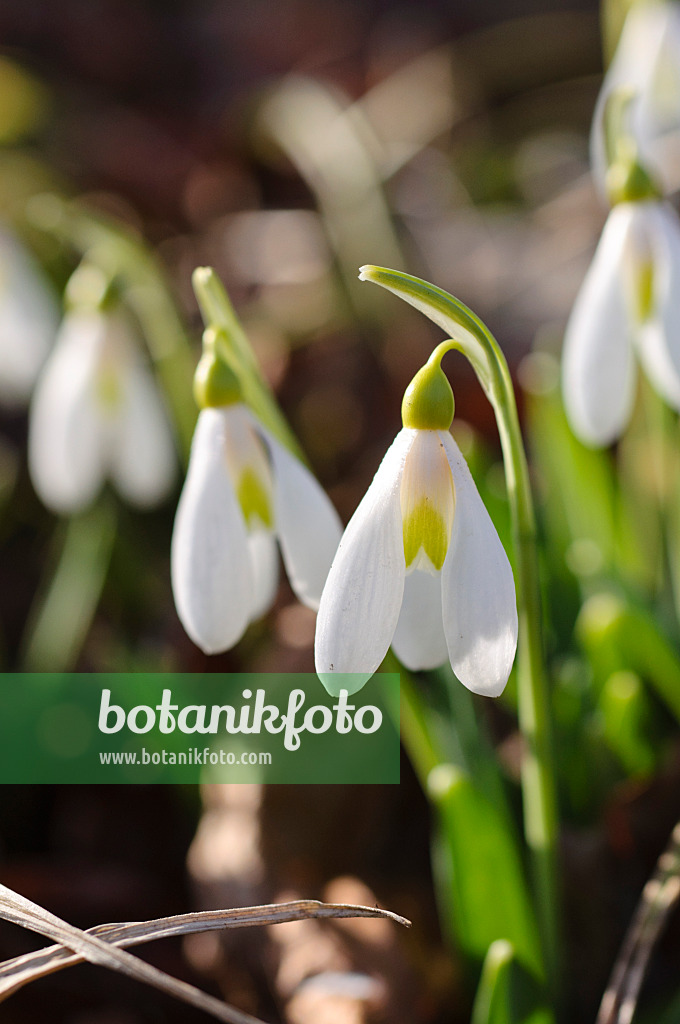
[403,499,450,570]
[237,467,274,530]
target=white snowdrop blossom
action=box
[28,308,177,513]
[591,1,680,193]
[562,198,680,445]
[315,361,518,697]
[171,402,343,654]
[0,229,58,406]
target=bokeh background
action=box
[3,1,680,1022]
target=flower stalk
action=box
[191,267,305,462]
[359,265,560,988]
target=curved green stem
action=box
[360,265,560,990]
[191,268,306,462]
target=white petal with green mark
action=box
[222,404,274,530]
[400,428,455,573]
[634,201,680,408]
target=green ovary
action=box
[403,500,450,571]
[237,467,273,529]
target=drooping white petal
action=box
[315,430,413,695]
[28,311,107,514]
[391,568,448,671]
[633,200,680,408]
[0,231,59,406]
[107,343,177,508]
[171,408,253,654]
[262,425,343,610]
[247,529,280,620]
[562,204,637,446]
[591,1,680,193]
[440,432,518,698]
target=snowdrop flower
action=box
[29,304,177,513]
[315,355,518,697]
[592,0,680,193]
[0,229,58,406]
[562,196,680,445]
[171,338,343,654]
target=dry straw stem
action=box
[596,821,680,1024]
[0,885,410,1022]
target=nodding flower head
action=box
[28,304,177,513]
[591,1,680,194]
[315,354,518,697]
[562,197,680,445]
[171,342,343,654]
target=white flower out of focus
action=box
[562,197,680,445]
[0,229,58,406]
[28,307,177,513]
[171,351,343,654]
[592,0,680,193]
[315,357,518,697]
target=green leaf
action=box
[578,593,680,723]
[428,765,543,979]
[471,941,554,1024]
[598,670,658,778]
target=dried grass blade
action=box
[0,896,410,1002]
[0,883,266,1024]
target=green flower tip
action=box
[402,358,455,431]
[65,263,112,311]
[606,156,661,206]
[193,328,242,409]
[604,87,662,205]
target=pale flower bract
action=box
[28,307,177,513]
[562,198,680,446]
[171,403,343,654]
[314,425,518,697]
